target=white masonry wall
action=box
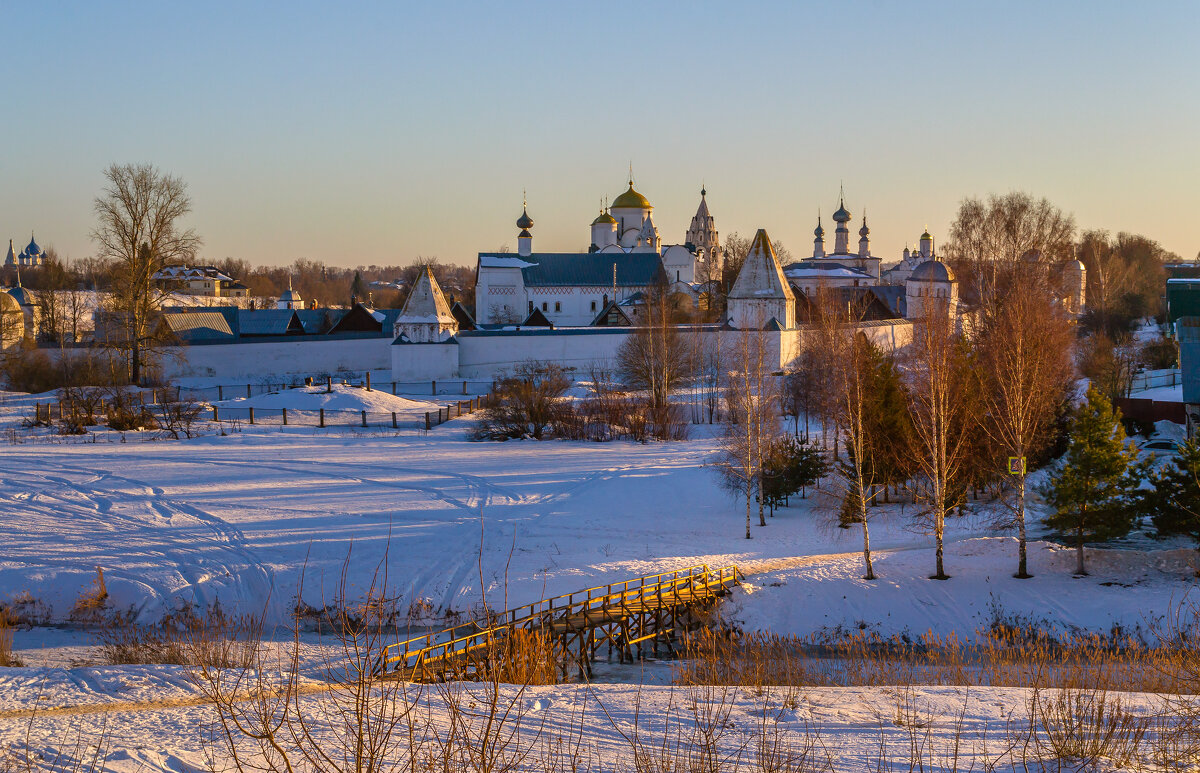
[388,320,915,382]
[160,337,392,380]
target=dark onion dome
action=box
[832,199,851,223]
[516,207,534,230]
[910,259,955,283]
[859,218,870,237]
[814,217,825,238]
[7,284,35,306]
[592,210,617,226]
[25,235,41,255]
[611,182,652,210]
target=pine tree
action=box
[761,436,829,514]
[1044,387,1144,575]
[1145,437,1200,551]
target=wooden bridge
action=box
[376,564,742,682]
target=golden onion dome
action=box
[611,183,652,210]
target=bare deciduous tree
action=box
[811,290,881,579]
[903,307,976,581]
[977,280,1074,578]
[616,289,694,437]
[944,192,1075,312]
[92,163,201,384]
[716,317,777,538]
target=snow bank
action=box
[219,384,439,412]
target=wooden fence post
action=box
[248,407,255,425]
[432,380,437,396]
[392,381,397,395]
[462,380,467,395]
[246,384,252,399]
[319,408,325,428]
[425,412,431,431]
[212,406,218,421]
[361,410,367,428]
[218,385,223,401]
[366,373,372,392]
[391,411,397,429]
[327,376,332,394]
[282,408,288,426]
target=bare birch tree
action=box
[811,291,881,579]
[716,315,777,538]
[903,307,975,581]
[92,163,201,384]
[977,280,1074,578]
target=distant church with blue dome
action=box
[4,235,46,268]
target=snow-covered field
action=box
[1,402,1197,769]
[1,420,1193,637]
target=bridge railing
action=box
[378,564,741,675]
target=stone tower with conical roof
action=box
[685,187,722,283]
[727,229,796,330]
[394,266,458,343]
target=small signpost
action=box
[1007,456,1026,475]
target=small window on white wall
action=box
[555,302,561,312]
[542,302,548,312]
[590,300,597,311]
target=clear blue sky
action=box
[4,1,1198,268]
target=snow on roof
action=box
[783,264,873,279]
[479,252,664,288]
[398,266,455,325]
[478,255,536,269]
[728,230,794,301]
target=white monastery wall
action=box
[455,329,632,378]
[389,321,913,382]
[390,342,462,381]
[160,337,392,380]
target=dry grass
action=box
[68,566,108,623]
[0,611,21,668]
[675,625,1191,694]
[96,601,257,668]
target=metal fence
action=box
[1129,368,1181,393]
[179,376,496,402]
[206,396,493,430]
[29,394,494,432]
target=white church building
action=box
[474,181,717,327]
